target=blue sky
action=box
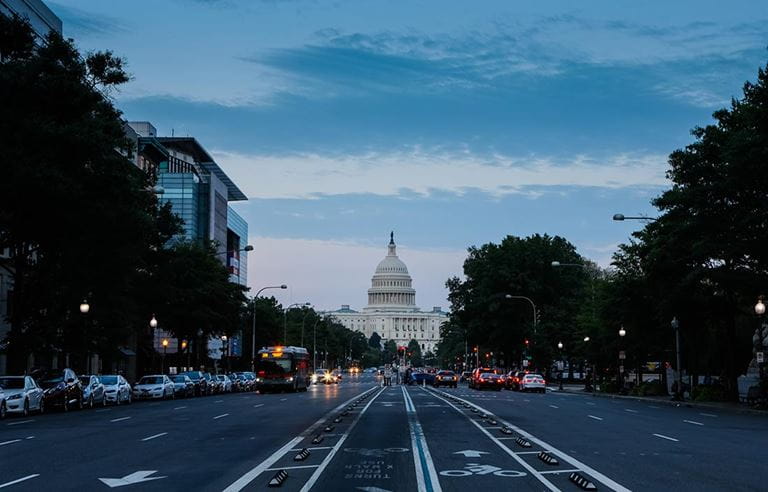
[49,0,768,310]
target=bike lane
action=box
[408,386,551,491]
[304,384,420,491]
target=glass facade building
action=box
[227,206,248,286]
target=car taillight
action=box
[257,371,266,377]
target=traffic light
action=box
[524,339,529,346]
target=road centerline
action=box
[110,416,131,423]
[141,432,168,442]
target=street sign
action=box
[522,360,529,367]
[619,351,626,360]
[619,365,624,373]
[645,361,661,371]
[758,352,764,363]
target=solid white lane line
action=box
[0,439,21,447]
[403,386,442,492]
[253,404,264,408]
[683,420,703,426]
[549,404,559,409]
[540,468,581,475]
[430,388,630,492]
[266,465,319,471]
[624,409,638,413]
[141,432,168,441]
[223,386,379,492]
[0,474,40,489]
[6,419,34,426]
[700,413,718,418]
[653,433,679,442]
[110,417,131,423]
[588,415,603,421]
[213,413,229,420]
[299,388,386,492]
[173,406,187,410]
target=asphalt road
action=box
[1,374,766,491]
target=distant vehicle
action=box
[474,372,504,391]
[332,370,343,382]
[506,370,527,391]
[36,368,83,411]
[171,375,195,398]
[100,375,131,405]
[312,369,329,384]
[179,371,208,396]
[216,374,233,393]
[410,371,435,385]
[241,372,257,391]
[520,374,546,393]
[78,375,106,408]
[433,370,458,388]
[0,376,45,416]
[468,367,494,389]
[256,346,310,392]
[133,375,175,400]
[460,371,472,382]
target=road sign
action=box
[619,351,626,360]
[619,365,624,373]
[522,360,529,367]
[758,352,764,363]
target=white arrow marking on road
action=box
[453,450,490,458]
[356,487,393,492]
[98,471,167,488]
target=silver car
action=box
[101,375,132,405]
[0,376,45,416]
[520,373,547,393]
[216,374,233,393]
[78,375,106,408]
[132,375,175,400]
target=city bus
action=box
[255,346,310,392]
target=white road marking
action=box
[624,409,638,413]
[0,474,40,489]
[215,400,224,403]
[648,405,661,409]
[173,406,187,410]
[266,465,320,471]
[0,439,21,447]
[699,413,718,418]
[683,420,703,426]
[253,404,264,408]
[6,419,34,426]
[222,387,379,492]
[280,398,287,401]
[213,413,229,420]
[95,409,111,413]
[141,432,168,441]
[588,415,603,421]
[653,433,679,442]
[540,468,581,475]
[429,388,630,492]
[110,416,131,423]
[548,405,559,409]
[586,402,596,406]
[25,436,34,440]
[402,387,442,492]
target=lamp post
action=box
[181,340,188,371]
[251,285,287,371]
[301,307,314,347]
[221,335,229,372]
[612,214,658,222]
[161,338,168,374]
[618,325,627,393]
[583,336,594,392]
[505,295,538,334]
[283,302,311,345]
[671,317,683,401]
[79,300,90,372]
[755,297,766,383]
[557,341,564,390]
[313,317,324,371]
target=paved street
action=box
[1,374,766,491]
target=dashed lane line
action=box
[588,415,604,421]
[429,388,631,492]
[683,420,703,426]
[110,417,131,423]
[213,413,229,420]
[548,404,559,409]
[6,419,34,426]
[253,404,264,408]
[624,409,638,413]
[173,406,187,410]
[699,413,718,418]
[653,433,679,442]
[0,474,40,489]
[0,439,21,447]
[141,432,168,442]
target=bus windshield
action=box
[257,358,292,375]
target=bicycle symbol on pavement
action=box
[439,463,527,478]
[343,448,409,457]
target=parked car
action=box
[78,375,106,408]
[179,371,208,396]
[36,368,83,411]
[433,370,458,388]
[216,374,233,393]
[132,375,175,400]
[170,375,195,398]
[519,373,547,393]
[100,375,131,405]
[202,373,219,394]
[0,386,6,419]
[0,376,45,416]
[474,372,504,391]
[240,372,256,391]
[227,373,243,392]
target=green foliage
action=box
[631,381,667,397]
[368,331,382,349]
[691,385,728,402]
[407,339,423,367]
[382,340,398,364]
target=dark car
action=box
[506,370,527,390]
[78,375,106,408]
[179,371,208,396]
[36,368,83,411]
[433,370,458,388]
[170,375,195,398]
[410,371,436,385]
[475,372,504,391]
[203,373,219,394]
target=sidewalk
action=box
[548,383,768,416]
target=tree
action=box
[407,339,423,367]
[368,331,382,349]
[382,340,398,364]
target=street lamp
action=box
[612,213,658,221]
[583,336,590,342]
[505,294,538,333]
[671,317,683,401]
[619,326,627,337]
[557,342,564,390]
[181,340,188,371]
[251,284,288,371]
[283,302,311,345]
[161,338,169,374]
[618,325,627,392]
[149,315,158,329]
[754,296,766,384]
[79,300,90,314]
[80,299,91,372]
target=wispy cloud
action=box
[49,2,127,38]
[213,148,668,199]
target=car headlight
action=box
[255,378,263,382]
[287,377,294,382]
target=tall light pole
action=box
[283,302,311,345]
[612,214,658,222]
[300,307,314,347]
[79,300,90,372]
[251,285,287,371]
[670,317,684,401]
[557,341,564,390]
[755,297,766,383]
[505,295,538,334]
[618,325,627,392]
[312,317,324,370]
[161,338,168,374]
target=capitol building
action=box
[327,234,447,354]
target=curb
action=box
[549,387,768,416]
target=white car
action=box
[0,385,6,419]
[0,376,45,416]
[132,375,175,400]
[520,374,547,393]
[101,375,132,405]
[216,375,233,393]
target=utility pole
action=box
[671,317,683,401]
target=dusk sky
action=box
[50,0,768,311]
